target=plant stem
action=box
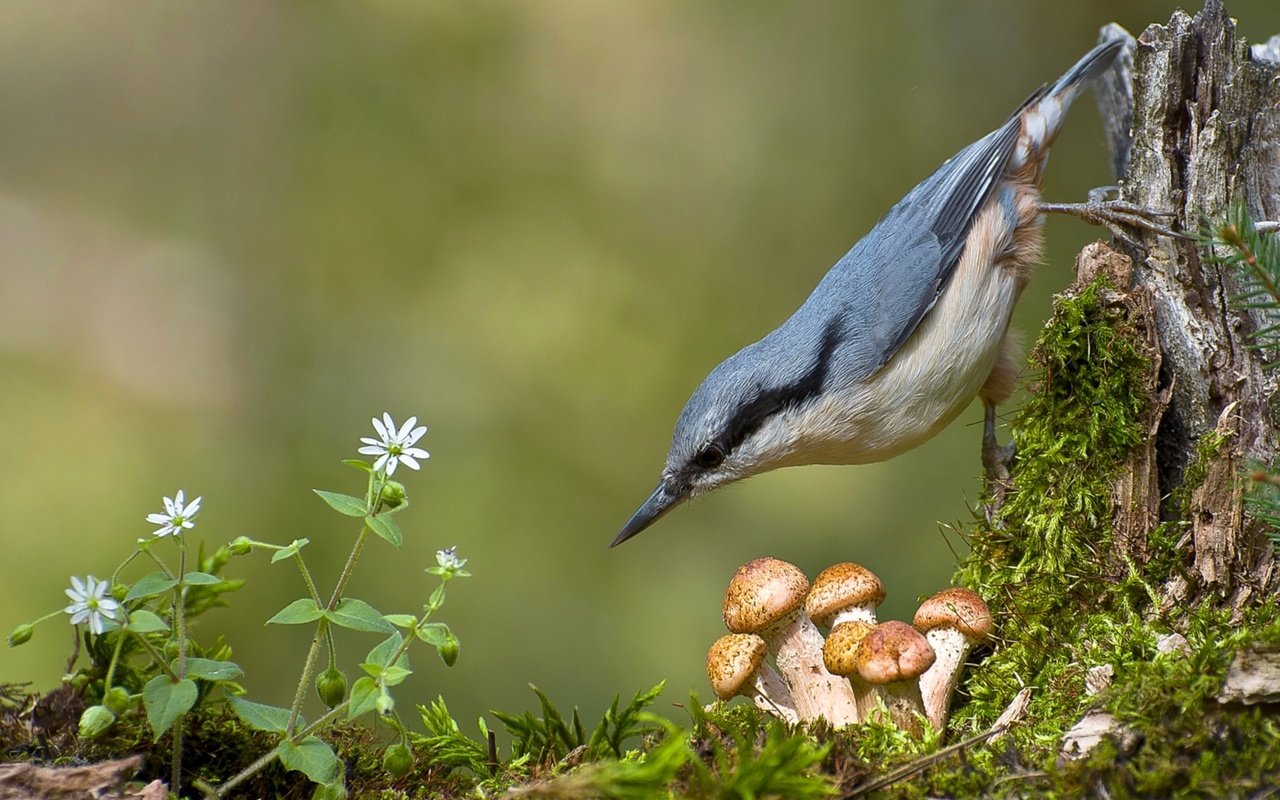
[103,621,128,690]
[284,618,329,737]
[171,541,188,795]
[294,552,323,606]
[284,505,374,736]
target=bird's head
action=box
[613,323,842,546]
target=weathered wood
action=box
[1094,0,1280,608]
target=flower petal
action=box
[185,496,202,516]
[397,454,421,471]
[357,445,386,456]
[402,447,429,460]
[396,416,418,441]
[372,415,389,440]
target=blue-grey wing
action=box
[798,109,1025,381]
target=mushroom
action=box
[723,557,859,726]
[855,620,936,734]
[805,562,885,628]
[913,587,994,730]
[706,633,799,724]
[821,620,878,723]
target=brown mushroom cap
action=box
[804,562,886,627]
[855,621,937,685]
[912,588,994,642]
[723,557,810,633]
[823,620,876,676]
[707,633,769,700]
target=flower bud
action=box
[379,481,406,509]
[316,666,348,708]
[437,637,459,667]
[375,690,395,716]
[382,742,414,777]
[7,623,33,647]
[164,640,180,661]
[111,583,129,602]
[229,536,253,556]
[78,705,116,739]
[103,686,131,715]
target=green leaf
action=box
[178,657,244,682]
[142,675,197,741]
[360,632,412,685]
[270,538,311,564]
[125,610,169,634]
[415,622,449,647]
[125,572,178,602]
[228,696,294,733]
[363,633,405,669]
[182,571,223,586]
[313,490,367,517]
[278,735,342,785]
[383,614,418,629]
[325,598,395,634]
[267,598,324,626]
[379,665,412,687]
[428,583,446,610]
[341,458,373,473]
[347,676,379,719]
[313,778,348,800]
[365,514,402,548]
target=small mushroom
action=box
[805,562,885,628]
[723,557,859,726]
[913,587,994,730]
[855,620,936,734]
[821,620,878,723]
[707,633,799,724]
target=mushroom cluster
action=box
[706,557,993,733]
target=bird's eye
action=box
[694,443,726,469]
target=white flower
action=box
[146,490,202,538]
[64,576,119,635]
[358,413,429,475]
[436,546,465,571]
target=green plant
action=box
[6,412,467,799]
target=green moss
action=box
[951,278,1152,749]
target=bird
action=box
[612,38,1126,547]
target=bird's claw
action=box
[1040,189,1189,244]
[982,403,1015,520]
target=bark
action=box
[1089,0,1280,611]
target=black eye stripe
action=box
[710,317,844,460]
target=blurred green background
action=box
[4,1,1278,737]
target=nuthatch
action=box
[614,39,1124,546]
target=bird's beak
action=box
[611,478,685,547]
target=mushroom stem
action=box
[918,628,971,730]
[866,682,927,735]
[751,664,799,724]
[913,587,993,731]
[766,609,860,726]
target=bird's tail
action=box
[1011,37,1126,177]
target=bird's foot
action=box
[982,403,1015,522]
[1039,187,1188,244]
